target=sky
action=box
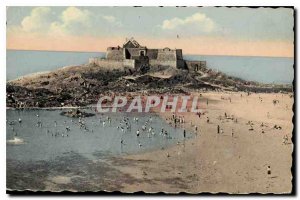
[6,6,294,57]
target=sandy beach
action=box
[109,91,294,194]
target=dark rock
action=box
[60,109,95,118]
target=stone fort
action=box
[89,38,206,72]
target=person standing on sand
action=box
[183,129,186,139]
[231,129,234,137]
[283,135,288,145]
[217,125,220,134]
[194,126,198,137]
[267,166,271,175]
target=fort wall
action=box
[146,49,158,59]
[126,48,147,58]
[89,58,135,70]
[185,61,206,71]
[157,48,177,61]
[106,48,124,60]
[177,60,186,69]
[176,49,183,60]
[149,59,177,68]
[91,39,206,71]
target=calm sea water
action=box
[184,55,294,84]
[6,50,104,81]
[7,110,189,161]
[7,109,192,190]
[7,50,294,84]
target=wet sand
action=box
[112,92,294,194]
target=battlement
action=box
[90,38,205,71]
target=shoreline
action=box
[111,91,293,193]
[6,90,294,110]
[6,91,294,193]
[6,105,115,110]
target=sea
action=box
[7,50,294,84]
[7,109,192,191]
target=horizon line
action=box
[6,48,294,59]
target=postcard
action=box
[6,6,294,194]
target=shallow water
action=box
[6,109,192,191]
[7,109,191,162]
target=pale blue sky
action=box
[7,6,293,41]
[6,7,294,57]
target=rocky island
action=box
[6,38,292,109]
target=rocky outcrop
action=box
[6,64,293,108]
[60,109,95,118]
